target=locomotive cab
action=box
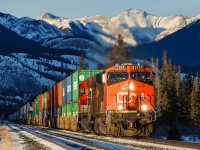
[105,64,154,112]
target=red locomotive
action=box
[78,63,156,136]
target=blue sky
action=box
[0,0,200,19]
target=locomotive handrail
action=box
[152,109,157,122]
[106,94,118,124]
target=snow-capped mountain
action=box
[37,9,199,46]
[131,19,200,73]
[0,12,64,43]
[38,12,60,20]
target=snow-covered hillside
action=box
[37,9,200,46]
[0,51,82,113]
[0,12,64,43]
[0,19,107,114]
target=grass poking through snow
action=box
[0,125,14,150]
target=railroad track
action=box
[24,125,200,150]
[133,138,200,150]
[8,123,138,150]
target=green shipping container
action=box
[62,104,67,117]
[43,92,47,117]
[72,70,102,102]
[72,102,78,116]
[43,92,47,110]
[34,97,39,117]
[67,103,73,117]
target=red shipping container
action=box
[53,85,57,107]
[57,82,62,106]
[45,90,50,118]
[46,91,50,110]
[39,94,43,118]
[49,88,54,119]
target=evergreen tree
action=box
[79,53,86,70]
[96,63,104,70]
[170,64,178,121]
[153,58,161,115]
[106,34,132,67]
[160,50,171,120]
[142,59,147,68]
[176,66,184,121]
[151,57,155,72]
[190,72,199,124]
[181,70,193,124]
[161,91,171,118]
[160,50,177,123]
[176,66,181,98]
[197,82,200,124]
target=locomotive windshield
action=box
[108,72,128,80]
[131,72,152,84]
[131,72,150,80]
[107,72,128,85]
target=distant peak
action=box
[38,12,60,20]
[126,9,145,13]
[121,9,149,17]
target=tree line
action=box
[152,50,200,126]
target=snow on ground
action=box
[27,128,96,150]
[9,125,66,150]
[153,135,200,143]
[35,130,137,150]
[14,124,139,150]
[7,125,25,150]
[7,123,200,150]
[56,129,197,150]
[182,136,200,143]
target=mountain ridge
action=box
[37,9,199,46]
[131,19,200,72]
[0,12,64,43]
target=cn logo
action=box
[79,75,85,81]
[117,92,136,103]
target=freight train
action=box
[9,63,156,136]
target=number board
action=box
[115,65,127,69]
[133,65,144,69]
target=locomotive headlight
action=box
[129,82,134,90]
[141,104,148,111]
[118,105,123,110]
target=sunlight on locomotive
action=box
[129,82,134,90]
[118,105,123,110]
